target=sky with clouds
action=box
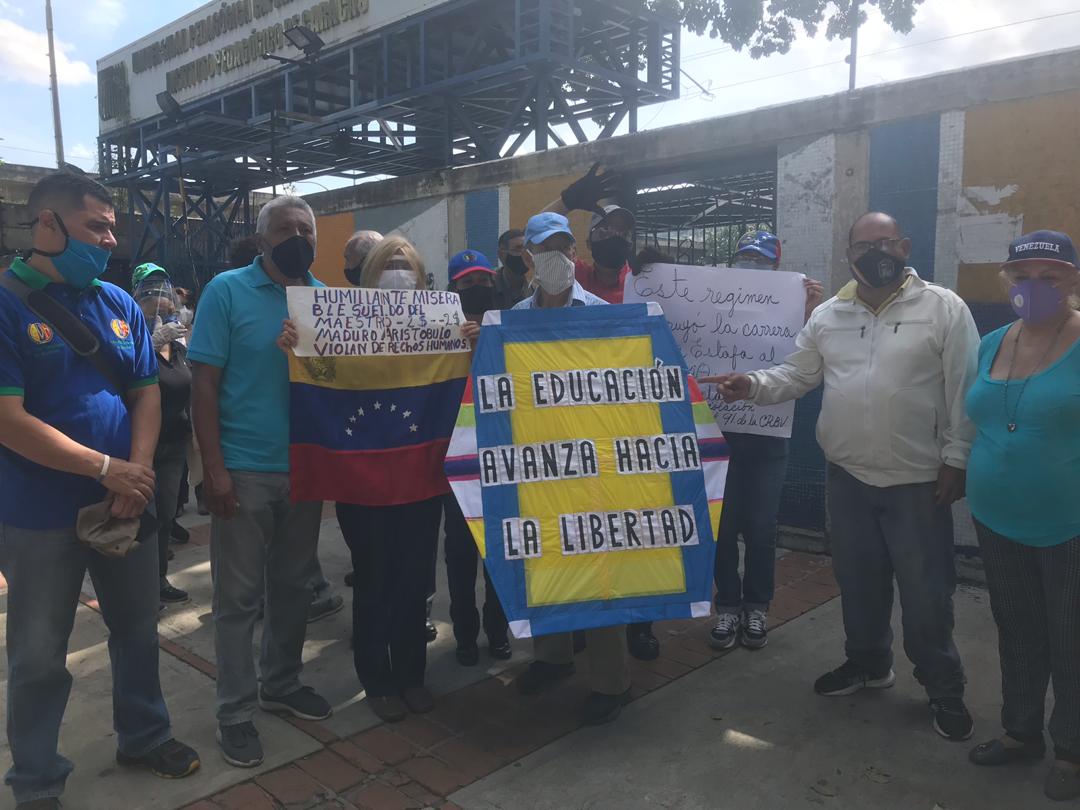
[2,0,1080,191]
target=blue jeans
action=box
[0,522,172,804]
[827,464,965,698]
[714,432,790,612]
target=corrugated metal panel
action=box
[465,189,501,265]
[869,115,941,281]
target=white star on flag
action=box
[357,407,364,417]
[409,424,419,432]
[390,404,397,412]
[346,428,353,436]
[349,415,357,423]
[402,410,412,419]
[374,401,382,410]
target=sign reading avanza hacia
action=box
[446,304,728,638]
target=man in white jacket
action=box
[705,212,980,742]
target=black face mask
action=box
[591,236,632,269]
[459,284,495,317]
[504,253,529,276]
[271,235,315,279]
[853,248,905,288]
[344,263,364,287]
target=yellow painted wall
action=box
[958,91,1080,302]
[508,174,596,263]
[311,212,356,287]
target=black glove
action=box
[561,162,622,215]
[630,244,674,276]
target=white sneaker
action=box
[710,612,741,650]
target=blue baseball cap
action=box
[734,230,781,263]
[524,212,576,247]
[448,249,495,283]
[1003,230,1078,268]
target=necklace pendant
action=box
[1007,422,1017,433]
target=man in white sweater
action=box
[704,212,980,742]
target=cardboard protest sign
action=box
[286,287,470,505]
[445,303,728,638]
[623,264,805,438]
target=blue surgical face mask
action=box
[30,212,111,289]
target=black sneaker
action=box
[515,661,575,695]
[579,689,632,726]
[307,593,344,623]
[489,639,512,661]
[170,522,190,544]
[814,660,896,696]
[15,798,61,809]
[258,686,332,721]
[1045,761,1080,801]
[709,612,740,651]
[627,623,660,661]
[930,697,974,741]
[741,609,768,650]
[216,722,263,768]
[456,644,480,666]
[159,580,189,604]
[426,619,438,643]
[117,737,200,779]
[969,736,1045,766]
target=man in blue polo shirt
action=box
[0,172,199,809]
[189,196,331,769]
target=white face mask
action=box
[531,250,576,295]
[376,267,418,290]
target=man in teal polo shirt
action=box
[0,172,199,809]
[189,196,331,769]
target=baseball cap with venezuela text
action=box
[1003,230,1078,268]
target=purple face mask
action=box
[1009,279,1065,323]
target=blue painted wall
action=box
[465,189,501,266]
[868,115,941,281]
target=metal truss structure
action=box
[98,0,680,282]
[634,154,777,267]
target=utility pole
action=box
[45,0,66,167]
[847,0,860,91]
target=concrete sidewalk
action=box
[2,515,1035,810]
[453,587,1047,810]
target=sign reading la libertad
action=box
[446,303,728,639]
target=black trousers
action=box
[976,520,1080,762]
[337,497,441,698]
[443,494,508,647]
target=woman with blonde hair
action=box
[965,230,1080,802]
[279,234,443,722]
[358,236,426,291]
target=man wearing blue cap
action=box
[444,250,512,665]
[706,212,980,743]
[511,212,630,725]
[709,231,823,653]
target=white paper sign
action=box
[623,264,805,438]
[287,287,470,358]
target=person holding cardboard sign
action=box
[509,211,632,726]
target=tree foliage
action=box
[639,0,925,58]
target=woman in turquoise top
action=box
[964,230,1080,803]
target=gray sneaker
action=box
[307,593,344,623]
[217,722,263,768]
[709,612,741,651]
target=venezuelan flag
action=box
[289,350,470,505]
